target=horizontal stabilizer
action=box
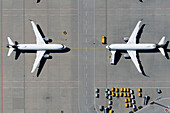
[7,37,15,56]
[8,48,14,56]
[158,36,165,46]
[7,37,14,46]
[158,48,165,56]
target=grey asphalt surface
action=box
[78,0,97,113]
[2,0,79,113]
[95,0,170,113]
[1,0,170,113]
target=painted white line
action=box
[78,0,81,113]
[93,0,99,113]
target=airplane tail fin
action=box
[7,37,15,56]
[157,36,168,56]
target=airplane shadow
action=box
[13,48,71,77]
[154,102,169,108]
[136,48,169,76]
[15,49,21,60]
[136,51,149,77]
[37,24,52,43]
[37,58,47,77]
[37,0,40,3]
[139,0,143,2]
[136,24,145,44]
[37,24,45,38]
[113,51,122,65]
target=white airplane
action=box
[106,20,168,73]
[7,20,67,73]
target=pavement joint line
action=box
[3,14,78,16]
[1,0,3,112]
[78,0,81,112]
[96,81,170,82]
[96,8,170,10]
[4,80,78,82]
[97,87,170,88]
[93,0,99,112]
[4,7,170,10]
[3,87,78,89]
[95,14,170,16]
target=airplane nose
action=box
[63,45,67,49]
[106,45,109,49]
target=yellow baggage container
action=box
[120,92,123,97]
[115,88,119,92]
[112,92,115,97]
[124,93,127,97]
[116,93,119,97]
[127,88,130,92]
[138,93,142,97]
[111,87,115,91]
[127,93,130,97]
[102,36,106,44]
[125,103,128,108]
[109,110,113,113]
[138,88,142,92]
[124,88,127,92]
[120,88,124,92]
[124,98,128,103]
[128,98,131,102]
[129,103,132,107]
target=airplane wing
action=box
[127,50,142,73]
[127,20,142,44]
[110,51,116,64]
[30,20,45,44]
[31,50,46,73]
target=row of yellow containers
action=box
[111,88,142,92]
[124,98,131,103]
[111,88,130,92]
[112,92,130,97]
[125,103,132,108]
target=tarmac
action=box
[1,0,170,113]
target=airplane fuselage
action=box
[109,44,156,50]
[17,44,66,51]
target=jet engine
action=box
[43,37,52,42]
[123,37,129,42]
[43,54,52,59]
[123,54,130,59]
